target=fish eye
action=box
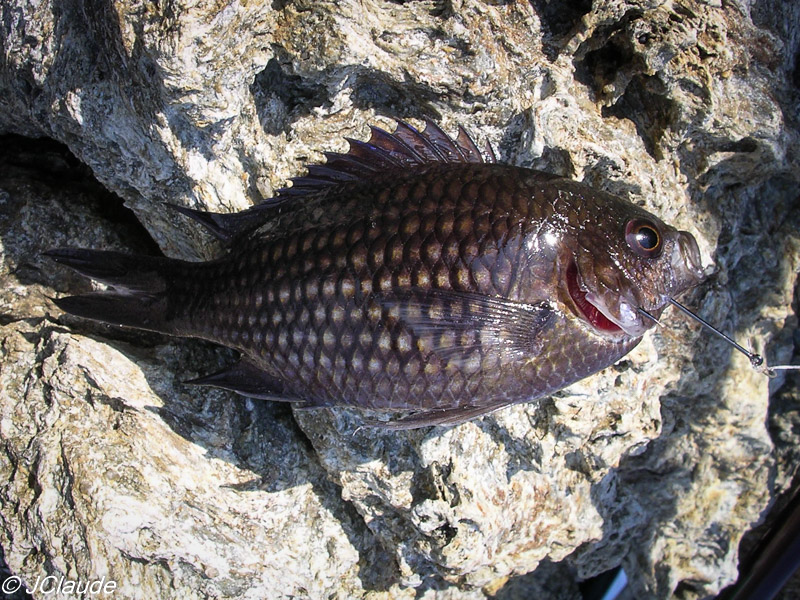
[625,219,662,257]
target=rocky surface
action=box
[1,1,798,598]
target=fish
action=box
[46,119,706,429]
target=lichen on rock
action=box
[1,1,798,598]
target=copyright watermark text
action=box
[2,574,117,596]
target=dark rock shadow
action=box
[491,559,582,599]
[571,8,676,161]
[529,0,593,62]
[0,544,34,600]
[250,53,446,136]
[251,56,329,136]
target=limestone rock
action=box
[1,0,798,598]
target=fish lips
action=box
[672,230,706,289]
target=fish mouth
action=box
[566,261,646,338]
[566,261,622,334]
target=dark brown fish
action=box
[47,120,704,428]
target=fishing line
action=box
[666,298,764,367]
[639,301,799,377]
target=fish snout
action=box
[672,231,705,292]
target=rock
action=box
[1,1,798,599]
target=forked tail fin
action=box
[45,248,180,334]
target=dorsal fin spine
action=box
[173,120,496,243]
[420,118,462,161]
[368,125,426,165]
[392,119,447,161]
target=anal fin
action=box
[366,401,514,430]
[185,359,300,402]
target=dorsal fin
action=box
[173,119,497,242]
[165,199,288,243]
[274,118,496,196]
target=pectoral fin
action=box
[380,288,555,366]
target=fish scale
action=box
[47,120,704,428]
